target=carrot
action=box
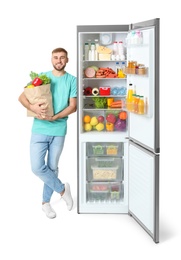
[110,104,122,108]
[111,100,122,104]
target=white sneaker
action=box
[62,183,73,211]
[42,203,56,219]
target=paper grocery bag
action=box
[24,83,54,117]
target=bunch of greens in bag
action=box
[26,71,51,87]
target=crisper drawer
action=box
[87,157,123,181]
[86,142,124,157]
[87,182,124,201]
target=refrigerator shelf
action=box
[83,95,126,98]
[84,60,127,62]
[83,78,126,80]
[83,104,125,110]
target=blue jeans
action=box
[30,133,65,203]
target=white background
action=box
[0,0,181,259]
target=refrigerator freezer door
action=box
[128,18,160,153]
[128,141,159,243]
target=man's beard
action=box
[53,64,66,72]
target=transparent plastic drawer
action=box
[83,111,105,133]
[87,157,123,181]
[87,182,110,201]
[86,142,124,157]
[87,182,124,202]
[110,182,124,201]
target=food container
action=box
[87,157,123,181]
[92,145,105,155]
[99,87,111,96]
[135,67,147,75]
[124,67,136,74]
[92,167,118,180]
[88,182,110,201]
[110,183,121,200]
[106,145,118,155]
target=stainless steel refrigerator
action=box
[77,18,160,243]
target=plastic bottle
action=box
[134,95,140,113]
[131,94,136,112]
[87,39,92,50]
[88,49,92,61]
[138,96,145,114]
[94,39,99,60]
[136,30,143,44]
[91,43,95,61]
[84,42,89,60]
[115,61,120,76]
[113,41,118,56]
[94,39,99,50]
[118,61,126,78]
[126,83,133,111]
[118,41,125,60]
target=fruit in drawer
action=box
[106,122,114,131]
[91,184,108,191]
[95,122,104,131]
[83,114,91,123]
[114,118,126,130]
[106,113,116,124]
[119,111,127,120]
[90,116,98,126]
[98,115,104,123]
[84,123,92,131]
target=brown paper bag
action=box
[24,83,54,117]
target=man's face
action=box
[51,52,68,71]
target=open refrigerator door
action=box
[127,18,160,243]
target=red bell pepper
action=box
[32,77,43,86]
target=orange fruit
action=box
[83,115,91,123]
[119,111,127,120]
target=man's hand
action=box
[35,114,54,121]
[30,103,47,117]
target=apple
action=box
[106,113,116,124]
[98,115,104,123]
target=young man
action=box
[18,48,77,218]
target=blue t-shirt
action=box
[31,71,77,136]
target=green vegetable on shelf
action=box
[92,97,107,108]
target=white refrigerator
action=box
[77,18,160,243]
